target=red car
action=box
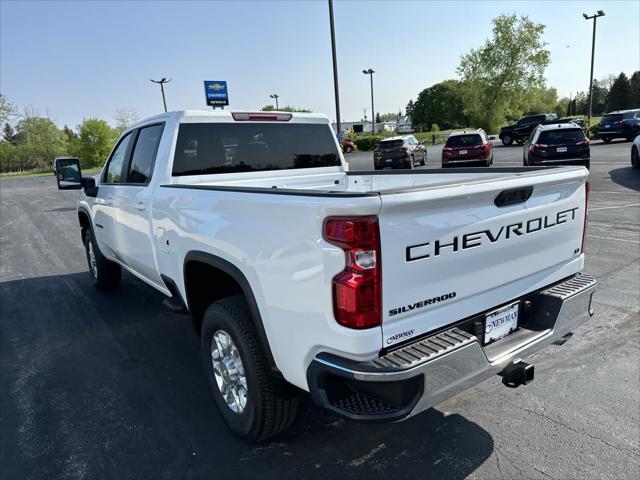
[341,139,356,153]
[442,129,493,167]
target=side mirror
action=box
[55,158,82,190]
[488,136,496,140]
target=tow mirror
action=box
[55,158,82,190]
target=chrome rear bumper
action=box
[307,274,596,421]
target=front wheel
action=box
[83,228,121,291]
[201,296,299,442]
[632,145,640,169]
[501,135,513,146]
[602,136,612,144]
[344,146,352,153]
[628,127,640,142]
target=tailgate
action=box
[378,168,588,347]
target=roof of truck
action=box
[131,110,330,128]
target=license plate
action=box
[385,159,392,163]
[557,146,567,152]
[484,302,519,344]
[459,149,468,154]
[604,125,610,129]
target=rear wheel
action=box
[632,145,640,169]
[83,228,121,291]
[628,127,640,142]
[201,296,299,442]
[502,135,513,146]
[602,136,612,144]
[344,145,352,153]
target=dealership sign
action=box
[204,81,229,107]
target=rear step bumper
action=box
[307,273,596,422]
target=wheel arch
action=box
[183,251,280,375]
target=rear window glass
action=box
[172,123,340,176]
[538,129,585,145]
[601,114,623,123]
[378,140,404,149]
[445,134,483,147]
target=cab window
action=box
[104,132,134,184]
[126,124,164,184]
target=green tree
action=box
[375,112,382,124]
[113,108,139,137]
[379,112,398,122]
[457,14,550,132]
[412,80,468,129]
[605,73,633,111]
[260,105,311,112]
[405,100,414,117]
[3,123,18,144]
[0,94,18,126]
[630,71,640,106]
[74,118,116,168]
[13,116,68,170]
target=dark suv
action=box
[499,113,558,146]
[373,135,426,169]
[523,123,590,169]
[597,109,640,143]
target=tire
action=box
[344,146,352,153]
[502,135,513,146]
[201,296,299,442]
[409,155,415,169]
[602,136,612,144]
[515,137,525,145]
[632,146,640,169]
[628,128,640,142]
[420,152,426,166]
[83,228,121,291]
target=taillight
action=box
[581,181,590,253]
[323,216,381,329]
[576,139,590,146]
[231,112,292,121]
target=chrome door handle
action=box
[106,197,114,206]
[134,202,146,211]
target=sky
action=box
[1,0,639,128]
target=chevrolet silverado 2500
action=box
[56,110,596,441]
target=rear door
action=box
[111,123,165,285]
[376,168,588,347]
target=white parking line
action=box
[591,191,640,195]
[589,203,640,211]
[587,234,640,244]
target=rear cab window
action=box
[172,123,340,176]
[126,123,164,184]
[538,129,586,145]
[445,134,483,147]
[601,114,623,123]
[379,139,405,149]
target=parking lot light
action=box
[583,10,605,131]
[363,68,375,134]
[269,94,280,110]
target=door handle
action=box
[134,201,147,211]
[106,197,114,206]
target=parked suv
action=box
[442,129,493,167]
[373,135,426,169]
[524,122,590,169]
[499,113,558,146]
[597,109,640,143]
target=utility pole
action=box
[362,68,375,134]
[328,0,341,140]
[269,94,280,110]
[150,78,171,112]
[583,10,605,131]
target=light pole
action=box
[583,10,605,130]
[269,94,280,110]
[362,68,375,134]
[150,78,171,112]
[328,0,341,140]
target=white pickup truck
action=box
[56,110,596,441]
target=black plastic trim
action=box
[161,184,377,198]
[494,186,534,207]
[183,251,280,375]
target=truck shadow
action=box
[0,271,494,480]
[608,167,640,192]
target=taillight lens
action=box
[323,216,381,329]
[581,181,590,252]
[576,139,590,146]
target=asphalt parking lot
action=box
[1,139,638,480]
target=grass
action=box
[0,167,101,179]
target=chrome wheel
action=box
[211,330,248,414]
[87,241,97,280]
